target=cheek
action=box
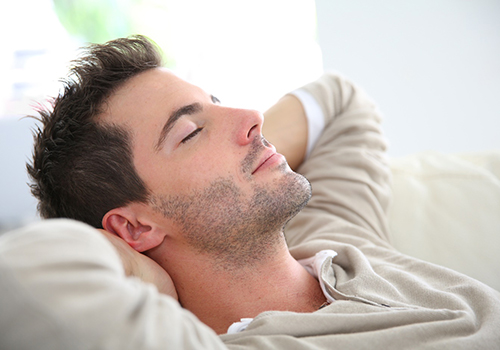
[186,149,233,182]
[146,138,243,195]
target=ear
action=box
[102,206,166,252]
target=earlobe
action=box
[102,207,165,252]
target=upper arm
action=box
[284,73,392,248]
[0,220,226,349]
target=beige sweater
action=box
[1,73,499,349]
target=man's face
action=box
[101,68,311,267]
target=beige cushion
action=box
[388,151,500,291]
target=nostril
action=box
[247,124,258,139]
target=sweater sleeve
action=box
[288,88,325,158]
[0,219,227,350]
[285,72,392,251]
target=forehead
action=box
[100,67,205,127]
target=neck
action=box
[149,237,325,334]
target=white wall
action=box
[0,117,40,232]
[315,0,500,157]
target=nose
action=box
[232,108,264,146]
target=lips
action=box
[241,136,283,176]
[251,147,278,175]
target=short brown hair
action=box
[27,35,163,228]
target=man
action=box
[1,35,498,348]
[27,36,325,333]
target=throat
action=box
[175,251,326,335]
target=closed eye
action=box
[211,95,221,104]
[181,127,203,144]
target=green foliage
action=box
[52,0,137,43]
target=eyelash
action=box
[181,127,203,144]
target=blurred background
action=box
[1,0,499,232]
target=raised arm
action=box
[0,220,227,349]
[263,94,308,171]
[283,73,392,249]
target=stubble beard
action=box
[150,165,311,272]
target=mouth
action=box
[241,136,285,176]
[251,146,282,175]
